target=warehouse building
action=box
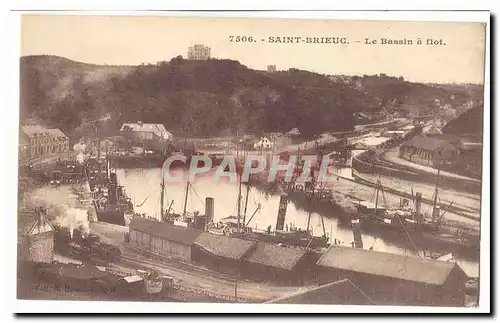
[192,233,257,276]
[316,245,468,307]
[266,278,375,305]
[399,134,460,166]
[128,217,202,263]
[241,243,318,285]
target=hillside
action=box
[20,55,484,139]
[442,105,484,135]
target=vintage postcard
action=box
[14,12,489,313]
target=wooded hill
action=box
[20,55,483,139]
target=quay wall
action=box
[351,131,482,194]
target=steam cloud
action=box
[73,142,88,165]
[26,186,90,236]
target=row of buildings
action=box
[16,209,469,306]
[128,217,468,307]
[19,125,70,160]
[18,121,173,161]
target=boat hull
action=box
[96,208,126,226]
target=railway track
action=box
[119,253,237,284]
[117,253,261,302]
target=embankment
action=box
[351,132,482,194]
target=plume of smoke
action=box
[73,142,89,165]
[52,205,90,237]
[24,186,90,237]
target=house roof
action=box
[266,279,376,305]
[122,275,144,283]
[244,242,307,271]
[423,123,443,135]
[317,245,466,285]
[129,217,202,246]
[194,232,256,260]
[21,125,68,139]
[120,123,173,140]
[401,134,458,153]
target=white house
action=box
[120,122,173,143]
[254,137,273,149]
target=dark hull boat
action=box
[95,207,126,227]
[236,230,329,249]
[88,154,134,227]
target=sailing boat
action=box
[160,175,206,229]
[353,174,425,232]
[209,141,250,236]
[216,149,330,249]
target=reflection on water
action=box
[116,167,479,277]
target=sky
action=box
[21,15,486,84]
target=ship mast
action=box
[242,184,250,227]
[306,209,312,233]
[182,179,189,221]
[160,177,165,221]
[236,136,242,233]
[182,130,189,221]
[432,160,441,222]
[374,177,381,218]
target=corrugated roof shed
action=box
[194,232,256,260]
[120,123,173,140]
[244,242,306,271]
[266,279,376,305]
[317,245,465,285]
[129,217,202,246]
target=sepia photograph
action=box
[13,12,489,313]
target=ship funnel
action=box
[275,195,288,231]
[351,214,363,249]
[414,192,423,223]
[205,197,214,224]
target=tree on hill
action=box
[442,106,483,134]
[19,55,484,139]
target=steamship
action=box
[93,172,134,226]
[86,149,134,227]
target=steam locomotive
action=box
[53,226,121,263]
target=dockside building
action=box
[316,245,468,307]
